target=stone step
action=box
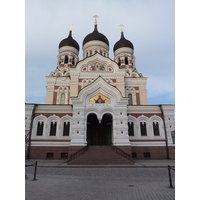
[68,146,133,165]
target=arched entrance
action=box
[87,113,112,145]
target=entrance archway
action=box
[87,113,112,145]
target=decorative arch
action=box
[137,115,150,137]
[32,115,47,138]
[73,76,126,107]
[46,115,60,137]
[56,86,69,104]
[149,115,164,137]
[60,115,72,137]
[70,76,130,146]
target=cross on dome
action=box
[93,15,99,25]
[69,22,73,31]
[119,24,124,32]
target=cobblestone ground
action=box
[25,167,175,200]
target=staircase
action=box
[68,146,133,165]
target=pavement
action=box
[25,159,175,200]
[25,159,175,168]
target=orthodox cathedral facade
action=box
[25,17,175,161]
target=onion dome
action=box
[83,24,109,47]
[113,31,133,52]
[59,30,79,51]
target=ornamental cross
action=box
[93,15,99,25]
[119,24,124,32]
[69,22,73,31]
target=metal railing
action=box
[168,165,175,188]
[67,146,88,163]
[25,161,38,181]
[111,146,133,162]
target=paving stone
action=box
[25,167,175,200]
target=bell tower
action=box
[113,25,135,69]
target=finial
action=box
[93,15,99,25]
[69,22,73,31]
[119,24,124,32]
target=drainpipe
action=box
[159,104,169,160]
[27,104,37,159]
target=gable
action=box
[71,76,128,106]
[76,53,119,73]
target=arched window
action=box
[36,122,44,136]
[128,94,133,105]
[63,122,70,136]
[153,122,160,136]
[64,55,68,64]
[128,122,134,136]
[50,122,57,136]
[86,52,88,58]
[60,93,65,104]
[140,122,147,136]
[125,57,128,65]
[72,57,75,65]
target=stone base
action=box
[29,146,69,160]
[132,146,175,160]
[27,145,175,160]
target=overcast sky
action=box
[25,0,175,105]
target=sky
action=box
[25,0,175,105]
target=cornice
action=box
[127,105,161,114]
[35,104,73,113]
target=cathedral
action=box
[25,16,175,162]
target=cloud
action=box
[25,0,175,105]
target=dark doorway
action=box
[87,113,112,146]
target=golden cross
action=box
[119,24,124,32]
[69,22,73,31]
[93,15,99,25]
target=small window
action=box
[46,153,54,159]
[143,152,150,158]
[86,52,88,58]
[128,122,134,136]
[132,152,137,159]
[125,57,128,65]
[72,57,75,65]
[36,122,44,136]
[61,153,68,159]
[63,122,70,136]
[171,131,175,144]
[140,122,147,136]
[64,55,68,64]
[153,122,160,136]
[128,94,133,105]
[60,93,65,104]
[50,122,57,136]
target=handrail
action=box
[68,146,88,163]
[111,146,133,162]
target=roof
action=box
[113,32,133,52]
[82,25,109,46]
[59,30,80,51]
